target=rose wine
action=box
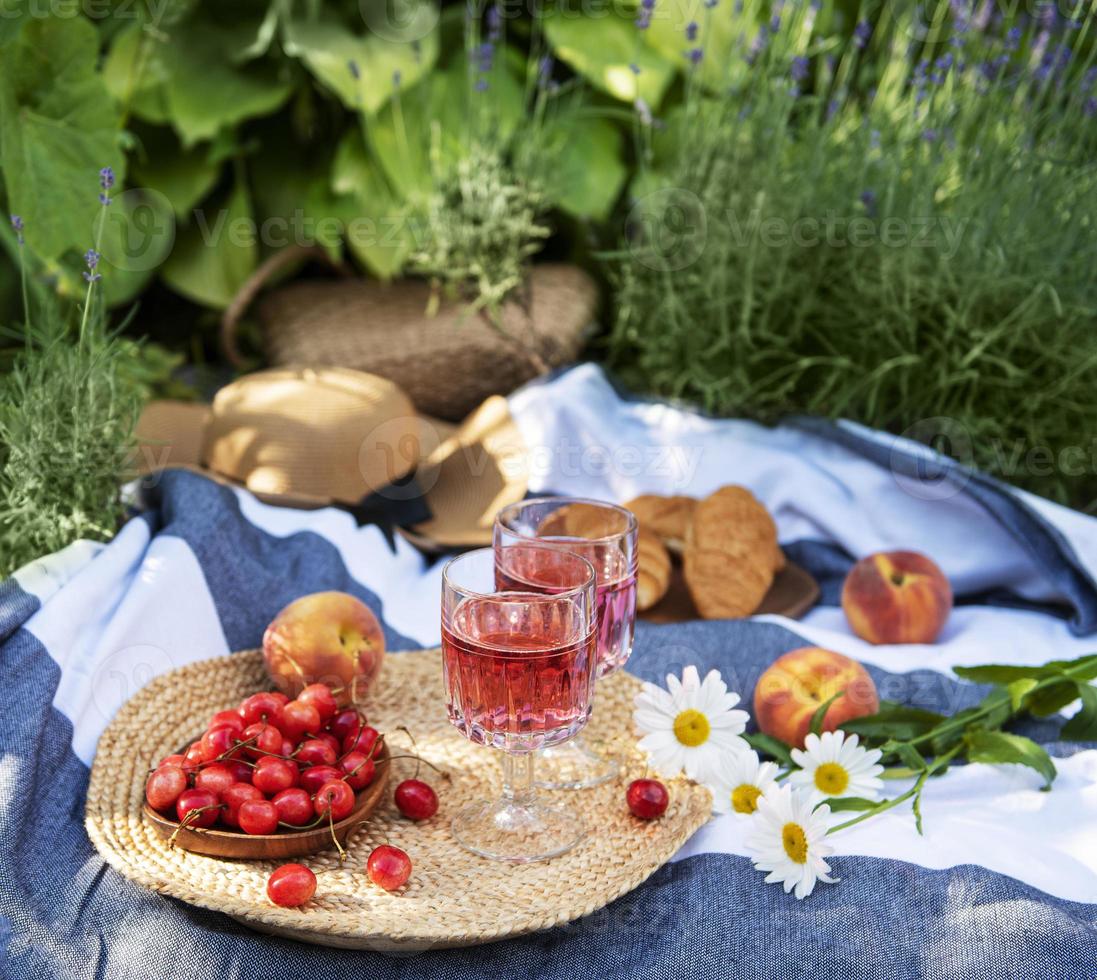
[495,542,637,676]
[442,594,597,753]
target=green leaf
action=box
[0,16,125,260]
[1027,679,1084,718]
[644,0,760,92]
[160,181,257,308]
[543,9,675,106]
[809,690,845,738]
[953,654,1097,685]
[841,706,947,743]
[539,107,627,221]
[328,130,417,278]
[130,129,222,218]
[826,796,879,813]
[964,730,1056,789]
[102,23,173,125]
[368,51,525,203]
[161,21,294,146]
[743,732,793,767]
[893,742,927,772]
[282,7,439,116]
[96,187,176,306]
[1061,682,1097,741]
[1007,678,1039,711]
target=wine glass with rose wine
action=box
[493,498,638,789]
[442,544,598,862]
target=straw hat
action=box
[135,367,527,550]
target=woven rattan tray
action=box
[86,649,712,951]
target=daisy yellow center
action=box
[672,709,710,747]
[782,822,809,864]
[731,784,762,814]
[814,762,850,796]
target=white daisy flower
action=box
[710,750,780,817]
[744,784,838,899]
[789,730,884,802]
[633,665,750,784]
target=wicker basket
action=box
[86,648,712,951]
[222,251,598,421]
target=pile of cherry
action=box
[145,682,438,903]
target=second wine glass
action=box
[494,497,638,789]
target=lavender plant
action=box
[608,0,1097,509]
[0,171,142,577]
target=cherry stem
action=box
[328,808,347,862]
[168,804,223,848]
[396,726,421,780]
[374,753,448,777]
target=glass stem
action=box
[502,752,537,807]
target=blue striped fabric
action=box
[2,366,1096,978]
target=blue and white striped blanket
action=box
[2,365,1095,978]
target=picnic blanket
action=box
[2,363,1095,979]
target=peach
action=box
[841,550,952,645]
[753,646,879,748]
[263,591,385,706]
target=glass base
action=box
[537,736,620,790]
[451,797,586,863]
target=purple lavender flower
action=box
[923,128,938,142]
[98,166,115,206]
[635,1,653,31]
[688,47,704,66]
[791,56,809,82]
[348,59,360,80]
[686,21,698,42]
[538,55,553,87]
[10,214,24,244]
[1085,97,1097,117]
[746,25,768,64]
[1005,26,1022,50]
[769,13,780,33]
[853,20,871,50]
[83,249,101,283]
[629,62,641,75]
[860,189,877,217]
[704,0,718,8]
[474,77,489,92]
[487,3,502,42]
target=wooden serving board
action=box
[639,559,819,624]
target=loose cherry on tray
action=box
[626,778,669,820]
[267,863,317,908]
[394,779,438,821]
[367,845,412,891]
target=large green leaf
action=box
[130,128,222,218]
[161,21,294,146]
[160,181,258,308]
[368,52,525,203]
[539,107,626,220]
[330,130,418,278]
[542,9,675,106]
[1061,683,1097,742]
[841,706,947,742]
[964,730,1057,790]
[96,187,176,305]
[0,17,125,260]
[283,5,439,116]
[102,23,173,125]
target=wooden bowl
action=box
[142,743,390,859]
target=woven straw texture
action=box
[86,649,712,951]
[256,264,597,421]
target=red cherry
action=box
[330,709,363,743]
[208,710,245,736]
[342,725,379,757]
[221,783,263,828]
[280,737,295,758]
[367,845,411,891]
[297,683,338,723]
[200,726,238,762]
[626,778,669,820]
[253,756,299,796]
[182,742,205,772]
[195,763,237,797]
[239,692,284,727]
[299,765,342,795]
[272,788,314,826]
[269,691,290,707]
[238,799,279,835]
[279,700,322,741]
[295,739,337,768]
[146,765,187,813]
[222,759,253,784]
[314,732,341,758]
[339,751,375,791]
[267,863,317,907]
[175,788,220,828]
[241,723,282,759]
[394,779,438,821]
[159,753,186,768]
[314,780,356,821]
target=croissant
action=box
[636,528,671,611]
[683,485,780,619]
[624,495,696,554]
